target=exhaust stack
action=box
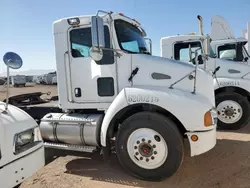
[197,15,204,36]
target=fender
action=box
[100,86,215,146]
[214,77,250,93]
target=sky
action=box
[0,0,249,73]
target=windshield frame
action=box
[114,19,150,54]
[243,45,250,58]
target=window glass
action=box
[70,27,92,58]
[174,42,202,63]
[218,44,236,61]
[115,19,150,54]
[70,26,114,64]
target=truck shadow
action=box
[64,138,250,188]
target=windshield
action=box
[115,19,150,54]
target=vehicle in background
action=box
[25,75,34,83]
[52,75,57,85]
[242,22,250,53]
[10,11,217,181]
[11,75,26,87]
[210,15,250,64]
[0,52,44,188]
[161,15,250,130]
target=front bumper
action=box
[186,127,216,157]
[0,146,45,188]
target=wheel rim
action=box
[217,100,243,124]
[127,128,168,169]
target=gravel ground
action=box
[3,84,250,188]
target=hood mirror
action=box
[3,52,23,69]
[2,52,23,112]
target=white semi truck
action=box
[210,15,250,64]
[242,22,250,53]
[161,15,250,130]
[0,52,45,188]
[16,11,217,181]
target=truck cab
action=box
[21,11,217,181]
[210,15,250,64]
[0,52,44,188]
[161,17,250,130]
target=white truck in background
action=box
[161,15,250,130]
[242,22,250,53]
[11,75,26,87]
[0,52,44,188]
[52,75,57,85]
[210,15,250,64]
[18,11,217,181]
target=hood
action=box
[208,58,250,78]
[0,102,38,167]
[211,15,235,40]
[131,54,215,106]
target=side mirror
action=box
[188,44,193,62]
[203,35,210,56]
[145,38,152,55]
[90,16,105,61]
[91,16,105,48]
[3,52,23,69]
[2,52,23,111]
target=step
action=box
[44,142,97,153]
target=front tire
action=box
[216,92,250,130]
[115,112,184,181]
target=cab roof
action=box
[161,35,204,46]
[53,12,143,34]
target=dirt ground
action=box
[3,84,250,188]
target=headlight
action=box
[14,127,43,155]
[16,129,34,147]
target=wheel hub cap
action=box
[217,100,243,124]
[127,128,168,169]
[139,143,153,157]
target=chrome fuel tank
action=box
[40,113,104,146]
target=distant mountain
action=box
[0,69,56,77]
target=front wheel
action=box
[216,92,250,130]
[116,112,184,181]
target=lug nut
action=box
[140,157,143,160]
[142,138,145,142]
[135,152,139,155]
[137,141,140,144]
[151,156,155,160]
[153,145,156,148]
[134,146,137,149]
[148,140,151,144]
[154,151,157,155]
[146,158,149,162]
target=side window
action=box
[218,44,236,61]
[70,26,114,64]
[174,42,202,63]
[70,28,91,57]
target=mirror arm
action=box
[3,64,10,113]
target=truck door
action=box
[68,25,117,103]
